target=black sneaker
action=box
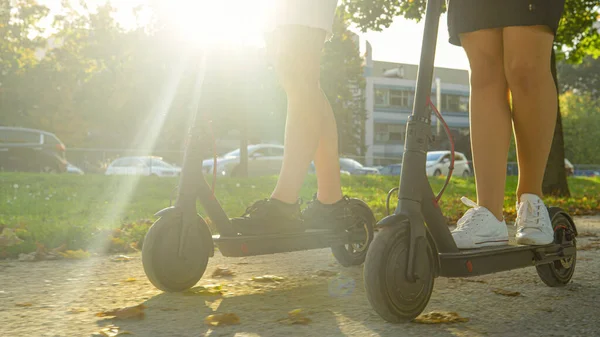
[302,196,357,231]
[230,198,304,236]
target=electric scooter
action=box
[363,0,578,323]
[141,54,375,293]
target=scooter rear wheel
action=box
[364,224,435,323]
[536,208,577,287]
[142,214,212,292]
[331,199,375,267]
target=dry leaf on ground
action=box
[204,313,240,327]
[316,270,338,277]
[578,242,600,251]
[15,302,33,307]
[59,249,90,259]
[0,228,23,247]
[413,311,469,324]
[95,325,134,336]
[250,275,285,283]
[66,307,88,314]
[96,304,146,320]
[579,231,598,237]
[278,309,311,325]
[123,278,136,282]
[184,284,223,296]
[111,255,133,262]
[212,267,235,277]
[492,288,521,297]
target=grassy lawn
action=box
[1,173,598,257]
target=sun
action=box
[157,0,273,46]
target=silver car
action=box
[202,144,285,177]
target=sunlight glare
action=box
[158,0,274,46]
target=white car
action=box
[202,144,285,177]
[105,156,181,177]
[426,151,471,177]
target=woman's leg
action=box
[503,26,557,199]
[450,28,512,249]
[461,29,512,221]
[503,25,556,245]
[271,25,341,204]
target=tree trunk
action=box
[542,49,570,197]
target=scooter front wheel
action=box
[142,214,212,292]
[364,224,435,323]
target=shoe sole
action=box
[457,237,509,250]
[515,236,553,246]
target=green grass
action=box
[0,173,598,257]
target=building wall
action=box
[364,59,471,166]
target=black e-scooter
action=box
[141,56,376,292]
[363,0,578,323]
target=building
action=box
[363,42,471,166]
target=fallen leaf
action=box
[212,267,234,277]
[66,307,88,314]
[204,313,240,326]
[15,302,33,307]
[278,309,311,325]
[578,242,600,251]
[111,255,133,262]
[59,250,90,259]
[316,270,338,277]
[184,284,223,296]
[492,288,521,297]
[96,325,133,337]
[123,278,137,282]
[460,278,487,284]
[413,311,469,324]
[250,275,285,283]
[0,228,24,247]
[96,304,146,320]
[579,231,598,237]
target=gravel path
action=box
[1,216,600,337]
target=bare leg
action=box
[503,26,557,200]
[270,26,341,204]
[460,29,511,221]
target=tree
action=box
[342,0,600,196]
[558,55,600,98]
[321,9,367,157]
[560,91,600,165]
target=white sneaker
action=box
[515,193,554,245]
[452,197,509,249]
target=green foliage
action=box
[558,55,600,98]
[342,0,600,63]
[560,91,600,164]
[1,173,598,258]
[322,10,367,156]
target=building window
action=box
[375,89,389,107]
[375,123,405,144]
[443,94,469,113]
[389,90,410,108]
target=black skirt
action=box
[447,0,566,46]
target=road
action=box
[1,216,600,337]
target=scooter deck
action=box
[439,242,576,277]
[213,229,366,257]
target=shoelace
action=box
[516,199,541,228]
[455,197,486,230]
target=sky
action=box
[36,0,470,70]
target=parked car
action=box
[105,156,181,177]
[426,151,471,177]
[339,158,379,175]
[66,162,84,175]
[0,126,68,173]
[378,164,402,176]
[202,144,285,177]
